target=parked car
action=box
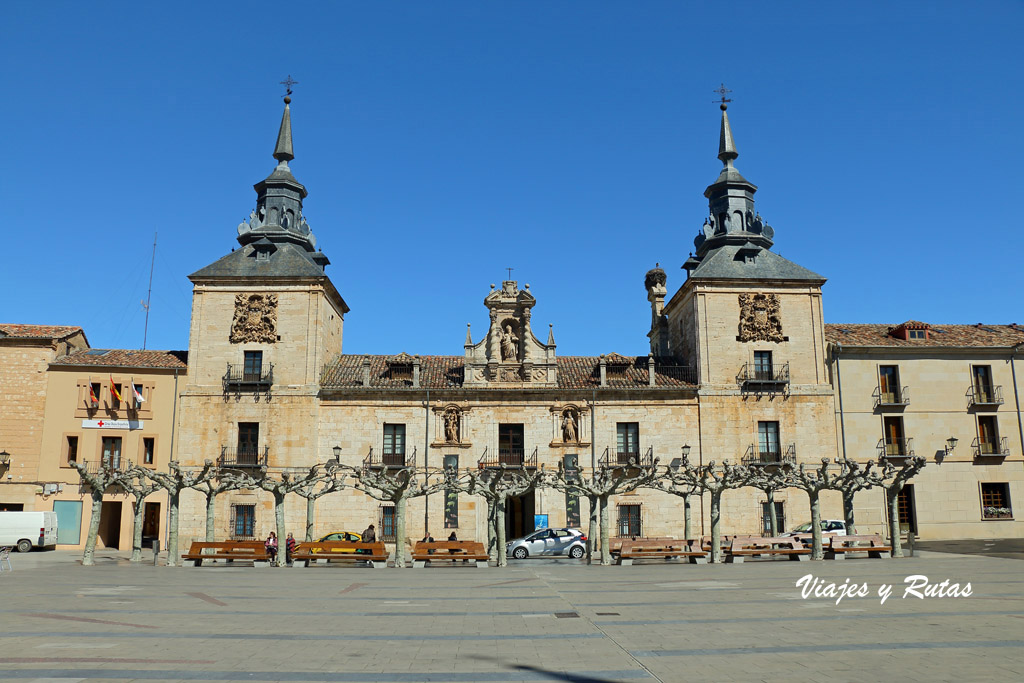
[312,531,363,553]
[782,520,847,536]
[506,527,587,559]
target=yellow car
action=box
[312,531,363,553]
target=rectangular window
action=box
[882,416,906,455]
[908,329,925,339]
[142,437,155,465]
[616,423,639,463]
[444,455,459,528]
[761,501,786,535]
[498,423,525,466]
[878,365,901,403]
[616,504,642,537]
[972,365,994,402]
[243,351,263,381]
[977,416,1001,454]
[981,483,1012,519]
[757,421,780,460]
[132,384,145,408]
[230,504,256,539]
[380,504,396,541]
[111,383,122,409]
[237,422,259,465]
[753,351,773,380]
[383,424,406,466]
[101,436,122,470]
[65,435,79,466]
[89,382,101,408]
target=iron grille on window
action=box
[616,504,642,538]
[379,505,396,541]
[229,504,256,539]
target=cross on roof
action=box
[713,83,733,106]
[506,267,513,280]
[280,75,298,98]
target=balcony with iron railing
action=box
[967,385,1004,408]
[79,458,133,475]
[219,446,269,468]
[972,436,1009,458]
[741,443,796,467]
[877,437,914,459]
[363,446,415,469]
[598,445,654,468]
[873,386,910,409]
[737,363,789,388]
[223,363,274,389]
[478,446,538,470]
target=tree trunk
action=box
[130,496,145,562]
[205,492,216,542]
[587,494,599,564]
[888,487,904,558]
[808,489,823,560]
[842,490,857,536]
[305,496,316,542]
[81,489,104,566]
[166,490,180,567]
[599,494,610,566]
[274,490,287,567]
[683,493,693,541]
[496,496,507,567]
[709,489,722,564]
[767,489,778,537]
[485,497,498,562]
[394,497,407,568]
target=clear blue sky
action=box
[4,2,1022,356]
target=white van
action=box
[0,511,59,552]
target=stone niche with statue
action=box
[463,280,557,387]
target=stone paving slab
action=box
[0,549,1021,681]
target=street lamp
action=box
[944,437,958,456]
[0,450,10,466]
[681,444,691,459]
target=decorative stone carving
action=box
[561,407,579,443]
[500,367,521,382]
[531,368,546,381]
[230,294,278,344]
[738,293,783,342]
[500,322,519,362]
[444,406,460,443]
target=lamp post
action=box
[0,450,10,466]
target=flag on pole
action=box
[109,376,123,403]
[131,378,145,405]
[88,384,98,404]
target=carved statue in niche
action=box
[500,323,519,362]
[738,293,783,343]
[230,293,278,344]
[444,407,460,443]
[561,408,579,443]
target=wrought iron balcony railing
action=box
[741,443,796,467]
[967,385,1003,408]
[877,437,914,459]
[873,386,910,409]
[737,363,790,386]
[223,363,274,388]
[363,446,415,469]
[80,458,133,475]
[219,446,268,468]
[972,436,1009,458]
[599,446,654,469]
[478,446,538,470]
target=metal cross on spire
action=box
[280,75,299,99]
[713,83,733,107]
[506,267,514,280]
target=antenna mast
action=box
[142,232,157,350]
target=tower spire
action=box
[273,96,294,164]
[718,104,738,165]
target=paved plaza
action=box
[0,548,1022,682]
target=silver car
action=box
[506,527,587,559]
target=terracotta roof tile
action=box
[320,355,696,390]
[825,323,1024,348]
[0,324,83,340]
[53,349,188,369]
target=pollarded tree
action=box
[646,465,701,541]
[345,465,456,568]
[833,458,885,536]
[784,458,846,560]
[461,465,548,566]
[189,464,260,542]
[73,461,130,566]
[147,461,217,567]
[121,465,163,562]
[288,463,349,541]
[880,455,926,558]
[746,465,790,537]
[250,465,335,565]
[662,458,753,564]
[549,458,660,565]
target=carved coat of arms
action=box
[230,293,278,344]
[738,293,783,342]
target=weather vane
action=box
[713,83,733,108]
[280,75,299,100]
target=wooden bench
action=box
[826,534,892,560]
[616,539,707,565]
[291,541,390,569]
[608,537,674,557]
[182,541,270,567]
[700,534,756,552]
[790,532,839,549]
[725,536,810,563]
[411,541,489,568]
